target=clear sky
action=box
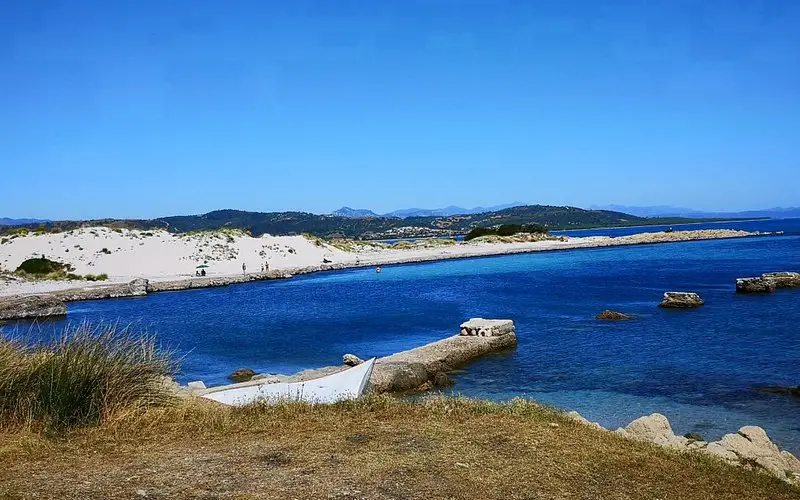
[1,0,798,219]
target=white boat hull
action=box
[201,358,375,406]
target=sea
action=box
[4,218,799,452]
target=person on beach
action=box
[264,261,269,272]
[242,262,246,275]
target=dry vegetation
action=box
[1,396,798,499]
[0,327,797,499]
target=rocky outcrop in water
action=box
[615,413,691,450]
[737,272,800,293]
[459,318,515,336]
[0,294,66,320]
[343,353,364,366]
[736,277,777,293]
[756,385,800,397]
[596,310,631,320]
[228,368,256,383]
[658,292,704,308]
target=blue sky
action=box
[1,0,798,219]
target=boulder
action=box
[684,432,705,442]
[618,413,688,449]
[596,310,631,320]
[566,411,605,430]
[762,272,800,289]
[736,277,776,294]
[659,292,704,308]
[186,381,207,390]
[0,294,67,320]
[228,368,256,383]
[343,353,364,367]
[703,426,800,481]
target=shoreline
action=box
[0,228,778,306]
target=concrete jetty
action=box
[185,318,517,397]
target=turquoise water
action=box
[5,219,800,452]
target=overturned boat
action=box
[201,358,375,406]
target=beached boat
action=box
[201,358,375,406]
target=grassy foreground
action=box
[1,396,798,500]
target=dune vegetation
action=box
[0,325,796,499]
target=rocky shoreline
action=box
[568,411,800,485]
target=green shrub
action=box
[0,323,177,430]
[15,257,74,275]
[100,248,111,254]
[85,274,97,281]
[97,273,108,281]
[465,224,548,241]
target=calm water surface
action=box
[5,219,799,452]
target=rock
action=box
[0,294,67,321]
[684,432,705,442]
[343,353,364,367]
[658,292,704,308]
[736,277,777,293]
[459,318,515,337]
[762,271,800,289]
[596,310,631,320]
[703,426,800,481]
[755,385,800,397]
[186,381,206,390]
[228,368,256,383]
[251,374,281,383]
[621,413,688,449]
[432,372,454,388]
[566,411,605,430]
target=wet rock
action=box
[0,294,67,320]
[343,353,364,366]
[595,310,631,320]
[704,426,800,482]
[228,368,256,383]
[736,277,776,293]
[432,372,454,388]
[658,292,704,308]
[617,413,688,449]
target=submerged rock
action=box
[595,310,631,320]
[755,385,800,397]
[228,368,256,383]
[0,294,67,321]
[343,353,364,366]
[736,277,777,294]
[658,292,704,308]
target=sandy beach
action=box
[0,226,762,298]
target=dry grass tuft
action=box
[0,322,177,431]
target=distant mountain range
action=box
[6,205,724,240]
[332,202,526,218]
[0,217,49,226]
[591,205,800,219]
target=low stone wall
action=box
[146,271,291,293]
[0,294,66,321]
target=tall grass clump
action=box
[0,323,178,430]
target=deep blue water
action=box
[4,219,799,452]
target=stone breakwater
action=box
[184,319,517,396]
[0,229,772,321]
[567,411,800,485]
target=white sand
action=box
[0,227,755,297]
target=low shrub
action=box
[0,323,177,430]
[465,224,548,241]
[15,257,74,276]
